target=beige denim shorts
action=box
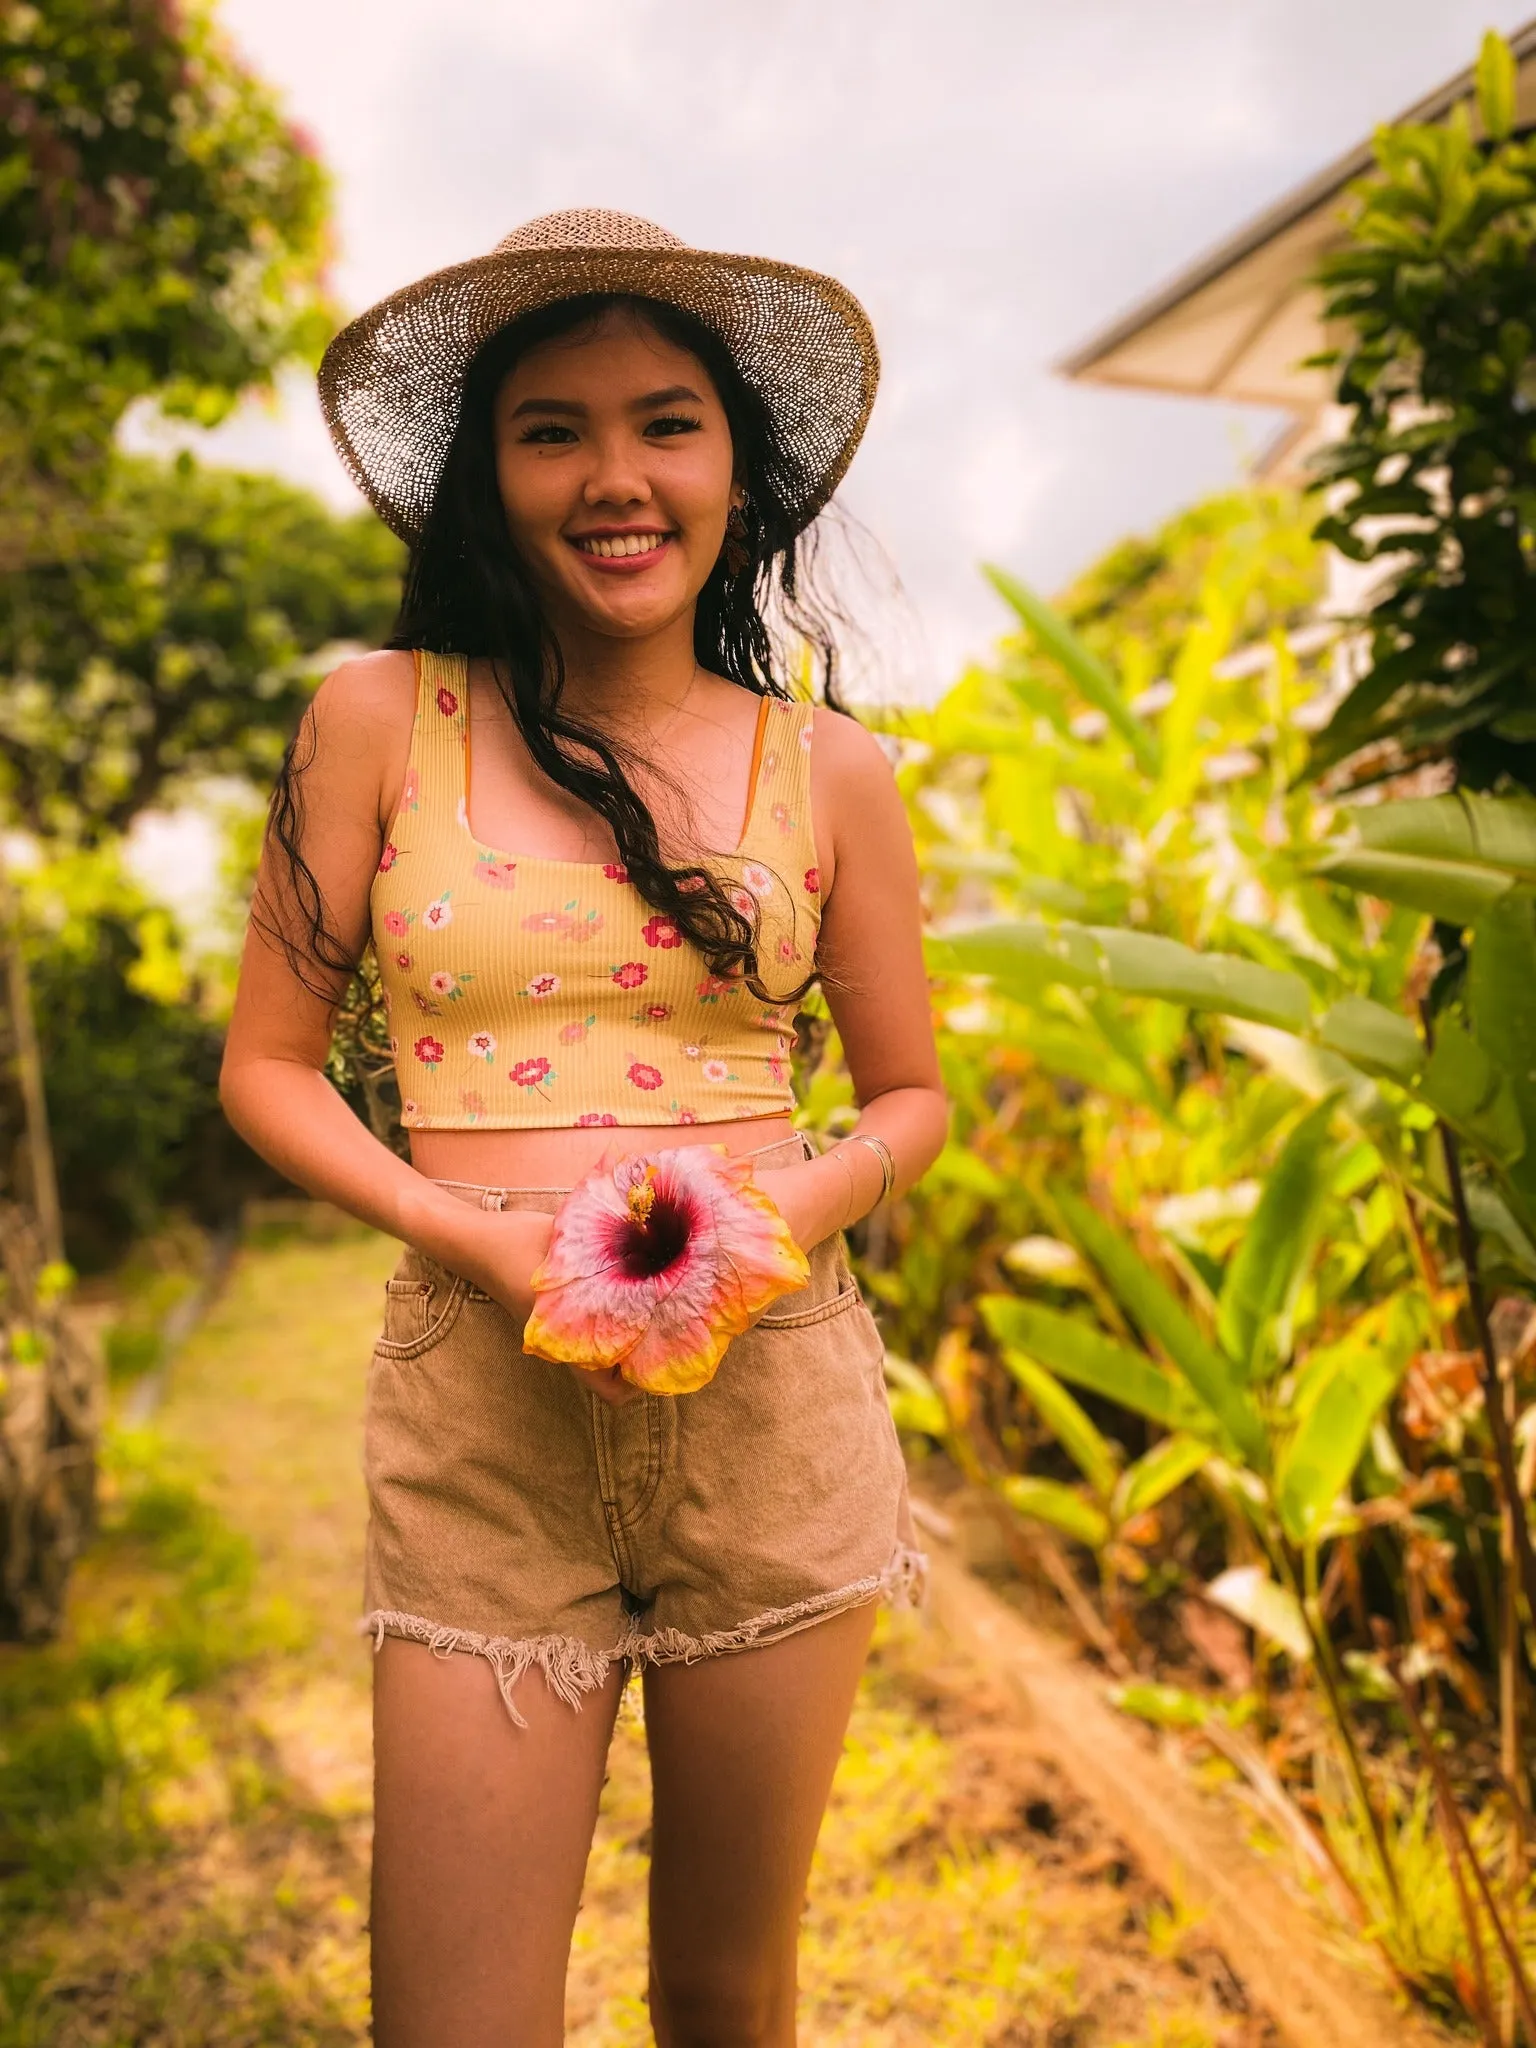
[360,1135,929,1726]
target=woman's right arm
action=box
[218,654,551,1315]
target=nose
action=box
[582,428,653,511]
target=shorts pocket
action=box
[757,1280,862,1330]
[374,1252,469,1360]
[757,1232,862,1329]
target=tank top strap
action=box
[407,647,471,828]
[737,696,816,875]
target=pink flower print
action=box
[560,1016,593,1046]
[763,750,779,775]
[778,937,797,963]
[771,801,795,835]
[400,767,420,812]
[702,1058,730,1084]
[767,1054,789,1086]
[394,951,412,972]
[402,1097,420,1121]
[742,863,774,898]
[627,1061,664,1091]
[613,961,647,989]
[377,841,399,874]
[526,973,561,999]
[460,1089,486,1121]
[422,893,453,931]
[799,717,813,750]
[414,1034,445,1065]
[389,1035,399,1056]
[429,970,459,997]
[411,990,441,1015]
[676,1108,698,1125]
[602,862,629,883]
[576,1111,619,1127]
[681,1042,702,1060]
[641,1003,672,1021]
[643,913,682,950]
[436,685,459,717]
[382,909,411,938]
[467,1031,496,1062]
[509,1056,553,1090]
[696,975,731,1003]
[803,866,820,895]
[477,854,518,889]
[675,873,707,895]
[727,887,755,918]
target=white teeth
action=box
[578,533,665,558]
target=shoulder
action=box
[808,703,897,800]
[308,647,417,739]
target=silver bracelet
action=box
[847,1132,896,1203]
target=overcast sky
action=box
[149,0,1531,695]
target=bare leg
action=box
[369,1637,628,2048]
[642,1598,879,2048]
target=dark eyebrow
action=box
[507,384,707,421]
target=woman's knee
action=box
[648,1954,791,2048]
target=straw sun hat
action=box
[317,208,880,546]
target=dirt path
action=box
[3,1225,1280,2046]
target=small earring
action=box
[723,499,750,579]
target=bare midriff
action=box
[408,1112,798,1191]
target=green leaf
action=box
[979,1296,1210,1434]
[1204,1566,1313,1663]
[997,1475,1111,1549]
[939,918,1313,1032]
[1217,1096,1340,1378]
[1313,791,1536,921]
[1114,1434,1212,1522]
[1000,1351,1119,1498]
[1477,28,1517,141]
[983,565,1161,777]
[1111,1682,1214,1730]
[1468,889,1536,1229]
[1056,1191,1268,1468]
[881,1355,950,1439]
[1275,1337,1406,1545]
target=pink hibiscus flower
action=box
[727,887,755,918]
[642,914,682,949]
[702,1058,730,1083]
[742,863,773,897]
[522,1147,810,1395]
[642,1003,672,1021]
[602,862,629,883]
[509,1056,552,1089]
[526,973,561,999]
[612,962,647,989]
[400,767,420,811]
[413,1035,444,1065]
[576,1112,619,1127]
[378,842,398,873]
[560,1018,590,1045]
[478,856,518,889]
[467,1031,496,1061]
[676,1108,699,1124]
[423,894,453,931]
[382,910,411,938]
[436,686,459,717]
[804,866,820,895]
[627,1061,664,1091]
[394,952,412,972]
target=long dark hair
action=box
[260,291,849,1005]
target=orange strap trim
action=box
[738,694,772,847]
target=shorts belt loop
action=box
[481,1188,507,1212]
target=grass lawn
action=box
[0,1225,1277,2046]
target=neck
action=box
[547,609,701,735]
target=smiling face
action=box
[491,306,741,644]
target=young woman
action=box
[220,210,947,2048]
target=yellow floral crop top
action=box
[369,650,823,1131]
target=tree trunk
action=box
[0,863,103,1640]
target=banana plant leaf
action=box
[1000,1350,1120,1498]
[1055,1190,1269,1468]
[979,1296,1212,1434]
[983,564,1161,777]
[997,1474,1111,1549]
[1467,890,1536,1229]
[1113,1433,1213,1523]
[1216,1095,1341,1380]
[1274,1338,1406,1545]
[881,1355,949,1439]
[1312,791,1536,923]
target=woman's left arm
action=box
[754,707,948,1251]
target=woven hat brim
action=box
[317,245,879,544]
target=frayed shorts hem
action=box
[361,1540,929,1730]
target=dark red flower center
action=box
[617,1181,692,1279]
